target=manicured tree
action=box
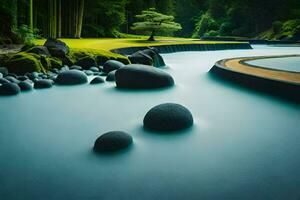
[131,8,182,41]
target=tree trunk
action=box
[29,0,33,30]
[58,0,61,38]
[75,0,84,38]
[148,30,155,41]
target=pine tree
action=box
[131,8,182,41]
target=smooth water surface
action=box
[0,45,300,200]
[246,56,300,72]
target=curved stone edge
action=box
[209,58,300,102]
[112,43,252,55]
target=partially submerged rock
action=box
[143,103,194,132]
[115,64,174,89]
[34,79,53,89]
[55,69,88,85]
[103,60,125,73]
[90,76,105,84]
[106,70,116,82]
[18,81,33,91]
[0,83,21,95]
[93,131,133,152]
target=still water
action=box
[0,45,300,200]
[246,56,300,72]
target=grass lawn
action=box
[35,36,246,52]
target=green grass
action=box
[35,36,246,52]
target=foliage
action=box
[12,25,39,45]
[131,8,182,40]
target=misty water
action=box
[0,45,300,200]
[246,56,300,72]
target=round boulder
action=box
[93,131,133,152]
[18,81,33,91]
[103,60,125,74]
[0,77,10,84]
[115,64,174,89]
[0,67,8,77]
[0,83,21,95]
[84,70,94,76]
[55,70,88,85]
[90,76,105,84]
[106,70,116,82]
[75,56,97,70]
[143,103,194,131]
[90,66,99,72]
[34,79,53,89]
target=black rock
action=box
[0,67,8,77]
[84,70,94,76]
[115,64,174,89]
[89,66,99,72]
[55,70,88,85]
[106,70,116,82]
[143,103,194,131]
[34,79,53,89]
[90,76,105,84]
[70,65,82,70]
[44,38,69,57]
[128,51,153,66]
[103,60,125,74]
[18,81,33,91]
[18,76,29,81]
[141,47,166,67]
[75,57,97,70]
[26,46,50,56]
[0,83,21,95]
[5,76,20,84]
[0,77,10,84]
[93,131,133,152]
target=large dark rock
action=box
[90,76,105,84]
[75,56,97,70]
[115,64,174,89]
[18,81,33,91]
[0,67,8,76]
[55,70,88,85]
[128,51,153,66]
[143,103,194,131]
[0,77,10,84]
[34,79,53,89]
[26,46,50,56]
[0,83,21,95]
[103,60,125,73]
[106,70,116,82]
[44,38,69,57]
[141,47,166,67]
[93,131,133,152]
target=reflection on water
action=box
[0,45,300,200]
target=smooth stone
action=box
[84,70,94,76]
[0,77,10,84]
[18,81,33,91]
[143,103,194,131]
[55,70,88,85]
[0,83,21,95]
[115,64,174,89]
[93,131,133,152]
[0,67,8,76]
[90,77,105,84]
[106,70,116,82]
[70,65,82,70]
[0,72,2,78]
[103,60,125,74]
[5,76,20,84]
[128,51,153,66]
[34,79,53,89]
[89,66,99,72]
